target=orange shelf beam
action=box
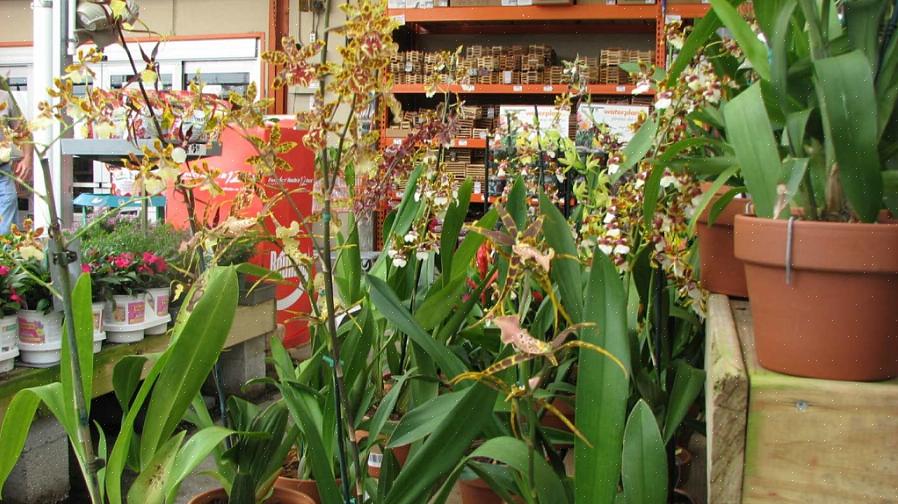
[391,83,649,95]
[667,4,711,19]
[389,4,657,23]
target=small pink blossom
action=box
[0,265,9,276]
[113,253,134,269]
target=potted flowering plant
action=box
[82,219,183,342]
[0,262,24,373]
[0,220,65,366]
[704,0,898,380]
[138,251,172,334]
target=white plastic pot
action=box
[91,301,106,348]
[105,294,147,325]
[17,310,63,366]
[0,315,19,373]
[144,287,170,336]
[105,294,147,344]
[146,287,170,317]
[93,331,105,354]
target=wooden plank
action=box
[705,294,748,504]
[0,302,276,422]
[734,300,898,503]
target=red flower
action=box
[9,289,21,303]
[0,265,9,276]
[142,252,168,273]
[113,253,134,269]
[137,264,152,275]
[81,263,91,273]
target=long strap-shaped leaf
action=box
[368,274,466,379]
[621,400,668,504]
[814,50,883,222]
[384,383,497,504]
[575,251,632,504]
[540,194,583,324]
[139,266,238,467]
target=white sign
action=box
[577,103,649,143]
[498,105,570,136]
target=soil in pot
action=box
[734,215,898,380]
[188,486,314,504]
[696,185,749,298]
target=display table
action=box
[706,295,898,503]
[0,301,275,422]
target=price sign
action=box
[186,143,207,156]
[543,85,554,92]
[457,139,468,146]
[461,84,476,92]
[512,85,523,92]
[616,85,626,93]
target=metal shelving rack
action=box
[377,1,711,235]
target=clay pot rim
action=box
[734,214,898,273]
[188,486,315,504]
[696,184,750,227]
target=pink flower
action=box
[137,264,152,275]
[0,265,9,276]
[9,289,21,303]
[81,263,91,273]
[113,253,134,269]
[142,252,168,273]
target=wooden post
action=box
[705,294,749,503]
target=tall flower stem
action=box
[35,152,100,503]
[314,2,364,498]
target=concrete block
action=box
[2,415,69,504]
[219,334,267,399]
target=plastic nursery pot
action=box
[187,486,314,504]
[104,294,148,343]
[16,310,63,366]
[146,287,170,318]
[91,302,106,354]
[274,477,341,504]
[734,214,898,381]
[145,288,173,336]
[696,185,749,298]
[459,478,524,504]
[356,429,412,478]
[0,315,18,373]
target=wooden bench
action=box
[706,294,898,503]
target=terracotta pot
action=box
[188,486,314,504]
[274,477,341,504]
[459,478,522,504]
[539,397,574,432]
[697,186,749,298]
[734,215,898,380]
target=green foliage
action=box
[710,0,898,221]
